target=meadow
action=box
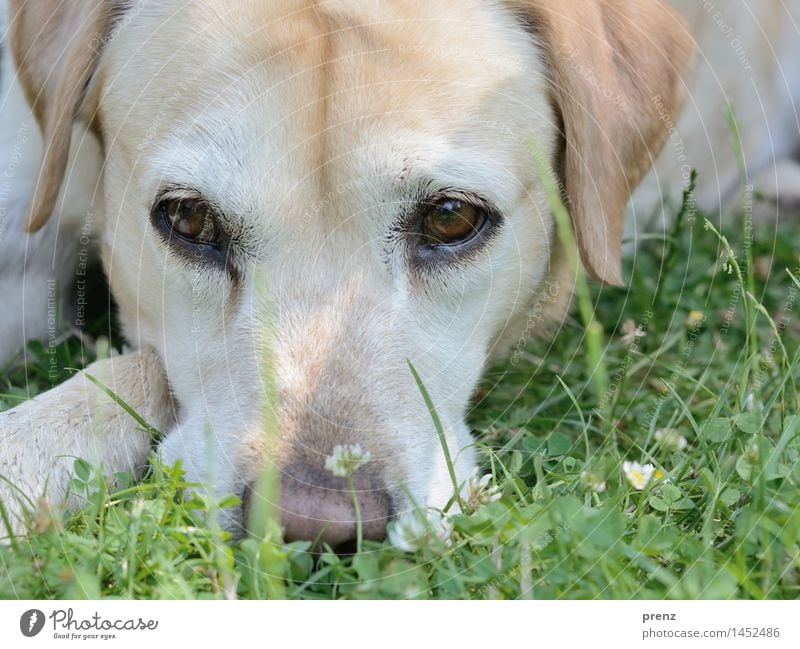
[1,175,799,599]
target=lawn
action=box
[1,179,799,599]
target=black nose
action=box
[245,464,390,551]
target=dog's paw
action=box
[0,348,173,539]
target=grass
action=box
[1,185,799,599]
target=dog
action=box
[1,0,798,545]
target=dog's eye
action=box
[421,198,486,246]
[159,198,218,245]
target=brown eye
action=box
[421,198,486,246]
[161,198,218,244]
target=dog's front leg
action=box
[0,348,174,537]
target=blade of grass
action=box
[83,372,163,443]
[526,136,610,417]
[407,359,463,511]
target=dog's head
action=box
[11,0,692,545]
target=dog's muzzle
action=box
[243,463,390,552]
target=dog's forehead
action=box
[102,0,544,220]
[108,0,535,130]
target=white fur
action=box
[0,0,798,537]
[629,0,800,240]
[94,0,557,529]
[0,348,174,535]
[0,1,104,364]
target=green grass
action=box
[1,190,799,599]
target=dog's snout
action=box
[246,464,390,551]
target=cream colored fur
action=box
[0,349,173,535]
[0,0,796,539]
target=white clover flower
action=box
[465,471,502,509]
[580,470,607,494]
[620,319,646,345]
[744,443,761,465]
[324,443,371,478]
[387,511,425,552]
[654,428,688,452]
[387,509,452,553]
[623,461,664,491]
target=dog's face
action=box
[11,0,692,543]
[97,0,562,536]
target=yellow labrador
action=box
[0,0,797,544]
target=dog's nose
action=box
[246,464,390,551]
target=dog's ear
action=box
[512,0,694,285]
[9,0,115,232]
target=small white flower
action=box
[324,443,371,478]
[580,470,607,494]
[387,509,452,553]
[620,319,646,345]
[744,443,760,465]
[623,461,664,491]
[465,471,502,508]
[654,428,688,452]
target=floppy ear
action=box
[513,0,694,285]
[9,0,114,232]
